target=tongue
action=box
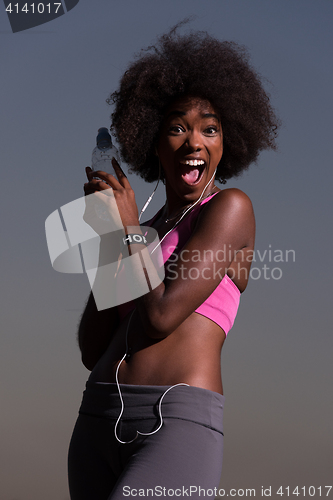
[182,168,200,184]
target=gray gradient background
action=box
[1,1,332,499]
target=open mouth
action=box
[180,159,206,186]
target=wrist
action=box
[123,219,141,231]
[122,233,147,247]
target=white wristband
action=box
[122,233,147,247]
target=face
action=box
[157,96,223,202]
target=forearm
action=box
[119,226,208,338]
[117,224,170,337]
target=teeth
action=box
[181,160,205,166]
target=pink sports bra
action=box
[118,193,241,335]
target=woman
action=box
[68,28,278,499]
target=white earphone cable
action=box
[151,167,217,254]
[114,166,217,444]
[114,309,189,444]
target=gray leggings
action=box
[68,382,224,499]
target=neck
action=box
[168,180,217,209]
[163,185,218,222]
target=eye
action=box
[169,125,185,134]
[204,126,219,135]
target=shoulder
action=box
[193,188,255,248]
[214,187,252,205]
[200,188,254,221]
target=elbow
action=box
[79,340,101,371]
[81,354,95,371]
[141,310,176,339]
[80,349,97,371]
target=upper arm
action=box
[140,189,255,336]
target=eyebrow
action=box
[203,113,220,120]
[166,110,220,121]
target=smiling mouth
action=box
[180,160,206,185]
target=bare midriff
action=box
[88,309,226,395]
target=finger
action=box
[111,157,125,175]
[112,158,131,188]
[84,178,112,195]
[86,166,111,184]
[86,167,97,183]
[84,182,99,195]
[93,170,122,189]
[84,182,98,196]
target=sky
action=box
[1,1,332,499]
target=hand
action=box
[83,159,140,234]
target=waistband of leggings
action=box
[79,381,225,434]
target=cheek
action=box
[158,138,180,162]
[217,136,223,158]
[213,139,223,160]
[158,135,173,154]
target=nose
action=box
[185,130,202,151]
